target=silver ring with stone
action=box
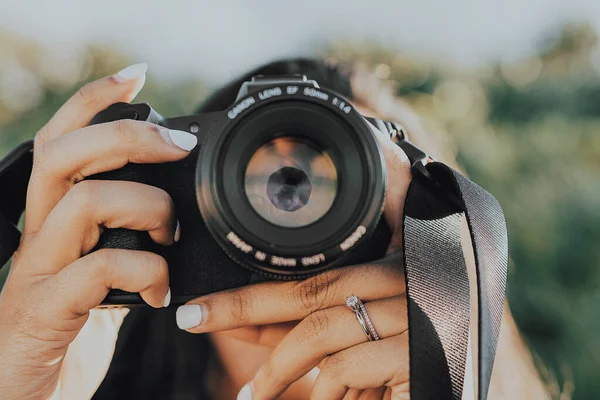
[345,294,380,341]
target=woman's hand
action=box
[176,122,412,400]
[0,64,198,399]
[179,256,410,400]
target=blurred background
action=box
[1,1,599,398]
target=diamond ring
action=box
[345,294,380,341]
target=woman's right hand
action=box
[0,63,198,399]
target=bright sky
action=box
[2,0,600,85]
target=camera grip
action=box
[87,104,167,301]
[88,163,163,254]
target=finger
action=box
[25,119,197,234]
[366,121,411,253]
[217,322,298,347]
[249,296,408,399]
[343,388,387,400]
[310,334,409,400]
[23,181,177,275]
[34,63,147,149]
[46,249,170,319]
[176,253,405,332]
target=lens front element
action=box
[245,137,338,228]
[197,93,387,278]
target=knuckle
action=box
[228,290,253,323]
[31,136,80,183]
[8,246,30,275]
[146,254,168,282]
[300,309,330,345]
[74,82,99,107]
[93,248,113,265]
[151,189,175,229]
[20,231,36,245]
[293,271,339,313]
[92,249,116,274]
[10,246,24,266]
[322,353,346,381]
[114,119,140,145]
[67,180,98,211]
[32,140,55,172]
[156,187,174,209]
[259,360,286,392]
[34,124,53,148]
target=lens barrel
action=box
[196,83,386,278]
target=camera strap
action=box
[367,118,508,400]
[402,161,508,400]
[0,133,508,400]
[0,140,33,262]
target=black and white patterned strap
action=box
[368,117,508,400]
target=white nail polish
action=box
[174,220,181,243]
[176,304,203,329]
[167,129,198,151]
[237,382,253,400]
[163,288,171,308]
[114,63,148,82]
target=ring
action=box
[345,294,380,341]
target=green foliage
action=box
[1,23,599,398]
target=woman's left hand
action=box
[177,122,413,400]
[179,255,410,399]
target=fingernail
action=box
[113,63,148,83]
[174,220,181,242]
[163,287,171,308]
[176,304,203,329]
[161,128,198,151]
[237,382,253,400]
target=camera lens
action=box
[267,166,311,212]
[197,93,387,278]
[244,137,337,228]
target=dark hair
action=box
[93,58,354,400]
[197,58,354,113]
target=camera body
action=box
[90,75,396,306]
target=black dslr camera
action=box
[89,75,425,305]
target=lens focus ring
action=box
[196,85,386,278]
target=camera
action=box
[90,75,415,306]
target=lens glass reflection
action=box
[244,136,338,228]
